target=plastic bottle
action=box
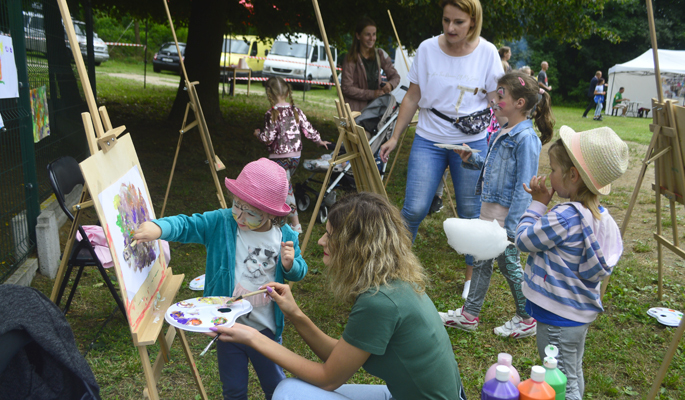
[484,353,521,386]
[543,345,567,400]
[481,365,520,400]
[518,366,555,400]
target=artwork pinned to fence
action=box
[0,36,19,99]
[30,86,50,142]
[98,165,160,302]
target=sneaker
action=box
[461,280,471,300]
[582,115,588,118]
[428,196,444,215]
[493,315,537,338]
[439,307,478,331]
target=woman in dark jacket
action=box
[341,18,401,112]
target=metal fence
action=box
[0,0,90,282]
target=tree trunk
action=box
[168,0,229,126]
[134,20,140,44]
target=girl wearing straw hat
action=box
[134,158,308,400]
[516,126,629,400]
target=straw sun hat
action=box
[224,158,292,216]
[559,126,629,195]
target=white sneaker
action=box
[461,280,471,300]
[438,307,478,331]
[494,315,537,338]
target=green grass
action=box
[551,106,654,145]
[29,74,685,399]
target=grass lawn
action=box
[29,76,684,399]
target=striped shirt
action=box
[516,201,623,323]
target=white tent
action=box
[606,49,685,115]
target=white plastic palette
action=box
[647,307,683,327]
[189,274,205,291]
[165,296,252,333]
[434,143,482,153]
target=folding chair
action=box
[47,156,127,319]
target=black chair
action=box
[47,156,127,319]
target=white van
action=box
[262,33,337,90]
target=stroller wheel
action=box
[317,206,328,224]
[297,193,311,212]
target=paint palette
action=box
[165,296,253,333]
[647,307,683,327]
[189,274,205,291]
[434,143,482,153]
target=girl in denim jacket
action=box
[439,71,553,338]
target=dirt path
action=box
[102,72,261,96]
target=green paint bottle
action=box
[543,345,567,400]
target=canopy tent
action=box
[606,49,685,115]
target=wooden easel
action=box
[300,0,388,252]
[52,2,207,399]
[159,0,227,217]
[611,1,685,397]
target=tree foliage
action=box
[523,0,685,103]
[88,0,623,124]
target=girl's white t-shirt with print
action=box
[408,36,503,144]
[233,226,282,334]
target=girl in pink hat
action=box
[254,77,331,234]
[134,158,308,400]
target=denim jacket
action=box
[462,119,541,238]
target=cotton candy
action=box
[443,218,510,261]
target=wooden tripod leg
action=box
[51,187,88,302]
[441,174,458,218]
[161,103,192,217]
[178,328,208,399]
[139,344,160,400]
[620,126,659,236]
[384,125,409,189]
[646,317,685,399]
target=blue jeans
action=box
[273,378,393,400]
[217,328,286,400]
[402,134,487,265]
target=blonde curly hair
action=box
[325,192,426,301]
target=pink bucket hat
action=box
[224,158,291,216]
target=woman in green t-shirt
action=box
[211,192,466,400]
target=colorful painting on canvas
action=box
[31,86,50,142]
[98,165,160,302]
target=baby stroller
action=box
[294,88,406,223]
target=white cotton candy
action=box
[443,218,510,261]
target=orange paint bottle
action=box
[518,366,556,400]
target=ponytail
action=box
[532,91,554,145]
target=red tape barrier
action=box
[228,76,335,86]
[105,42,146,49]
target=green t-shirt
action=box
[613,92,623,107]
[360,54,379,90]
[342,281,463,400]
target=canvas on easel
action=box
[50,1,207,399]
[159,0,227,217]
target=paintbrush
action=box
[200,334,220,356]
[218,289,268,313]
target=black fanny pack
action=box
[430,107,492,135]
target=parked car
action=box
[262,33,337,90]
[71,20,109,66]
[153,42,185,74]
[23,12,109,65]
[220,35,273,78]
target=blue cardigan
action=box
[154,208,308,338]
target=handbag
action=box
[430,107,493,135]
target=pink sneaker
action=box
[438,307,479,331]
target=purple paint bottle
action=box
[484,353,521,386]
[482,365,520,400]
